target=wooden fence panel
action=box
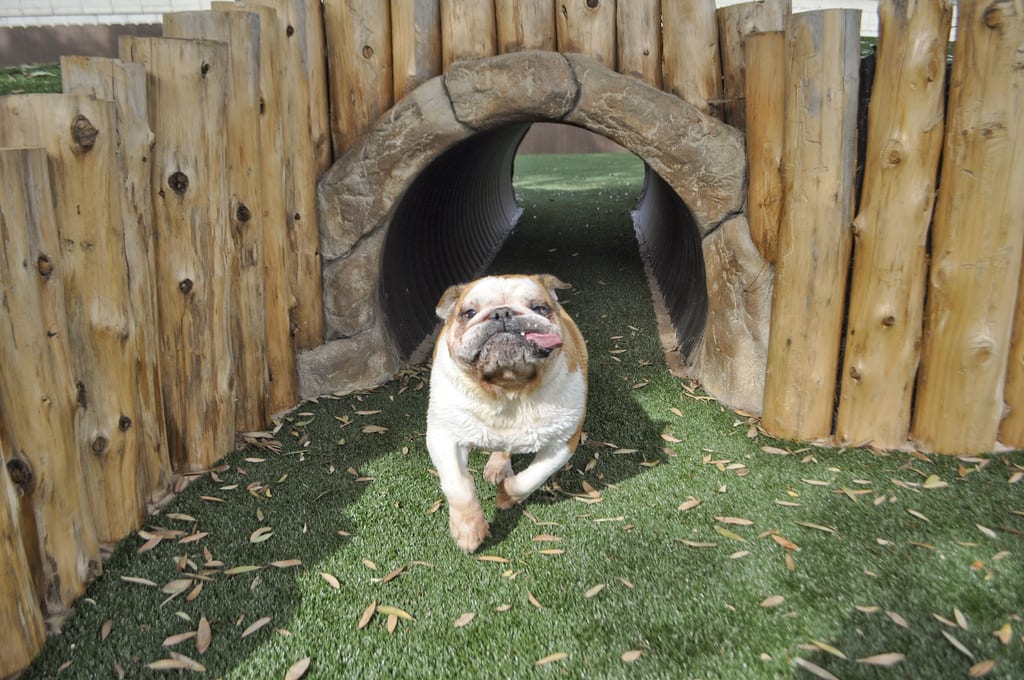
[324,0,394,154]
[163,10,271,433]
[716,0,790,131]
[59,56,173,508]
[0,94,148,541]
[557,0,616,69]
[392,0,442,100]
[913,0,1024,453]
[762,10,861,441]
[0,147,102,614]
[661,0,721,117]
[836,0,952,449]
[743,31,784,264]
[617,0,661,88]
[212,2,297,416]
[0,436,44,678]
[440,0,497,69]
[120,36,236,470]
[496,0,556,52]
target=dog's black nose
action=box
[490,307,514,322]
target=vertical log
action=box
[617,0,661,87]
[837,0,953,449]
[913,0,1024,454]
[212,2,298,415]
[716,0,790,131]
[761,10,861,442]
[284,0,333,172]
[440,0,497,69]
[163,11,271,433]
[392,0,442,100]
[556,0,617,69]
[0,147,102,614]
[324,0,394,153]
[661,0,722,117]
[121,36,236,471]
[0,437,45,678]
[59,56,172,507]
[0,94,148,541]
[496,0,556,53]
[743,31,784,263]
[248,0,325,350]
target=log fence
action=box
[1,0,1022,675]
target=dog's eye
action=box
[531,304,551,316]
[460,308,476,320]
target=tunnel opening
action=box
[379,123,709,366]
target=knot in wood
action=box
[881,313,896,327]
[236,203,252,223]
[881,139,904,168]
[200,62,211,77]
[6,458,33,493]
[118,415,132,431]
[91,435,108,455]
[36,254,54,278]
[983,4,1004,29]
[586,0,600,8]
[71,114,99,152]
[179,278,194,294]
[362,45,374,59]
[168,171,189,194]
[286,24,295,37]
[848,365,862,381]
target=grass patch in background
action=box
[18,153,1024,679]
[0,63,61,94]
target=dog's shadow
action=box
[479,365,670,550]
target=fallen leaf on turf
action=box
[163,631,197,647]
[377,605,414,621]
[975,524,997,539]
[760,595,784,608]
[477,555,509,564]
[774,500,803,507]
[969,660,996,677]
[801,479,830,486]
[771,535,799,551]
[660,432,682,443]
[122,575,158,588]
[795,521,837,534]
[453,613,475,628]
[583,584,606,598]
[933,613,959,627]
[923,475,948,489]
[528,592,543,609]
[885,611,909,628]
[100,619,113,641]
[146,655,206,672]
[856,653,905,666]
[533,534,561,542]
[730,550,750,559]
[761,445,792,456]
[679,540,717,548]
[678,497,702,511]
[856,605,880,614]
[941,630,975,659]
[285,657,311,680]
[386,614,398,634]
[362,559,378,571]
[907,509,930,522]
[494,604,512,612]
[375,566,405,584]
[581,480,601,498]
[621,650,643,662]
[162,579,193,595]
[714,525,746,542]
[794,657,839,679]
[810,640,847,660]
[223,565,262,576]
[269,559,302,568]
[426,499,442,514]
[534,652,568,666]
[538,549,565,555]
[361,425,388,434]
[196,616,211,653]
[320,572,341,589]
[954,608,969,630]
[241,616,272,638]
[249,527,273,543]
[357,601,376,629]
[993,623,1012,645]
[715,516,753,526]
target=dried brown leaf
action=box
[100,619,113,641]
[357,601,377,630]
[793,658,840,680]
[533,534,562,542]
[377,605,414,621]
[583,583,606,599]
[954,607,969,630]
[162,631,197,647]
[534,652,568,666]
[528,591,544,609]
[678,497,702,511]
[320,572,341,589]
[240,616,272,638]
[885,610,909,629]
[969,660,996,677]
[477,555,510,564]
[121,575,159,588]
[810,640,847,660]
[386,613,398,634]
[856,652,905,666]
[621,650,643,663]
[196,616,211,654]
[453,612,476,628]
[269,559,302,569]
[993,623,1012,645]
[285,657,311,680]
[715,516,754,526]
[941,630,975,660]
[760,595,785,608]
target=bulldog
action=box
[426,274,588,553]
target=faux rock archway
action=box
[298,51,773,414]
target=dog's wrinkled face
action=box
[437,275,569,390]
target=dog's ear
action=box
[436,283,465,320]
[535,274,571,301]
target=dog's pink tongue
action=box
[525,332,563,350]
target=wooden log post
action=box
[212,2,297,416]
[120,36,236,470]
[441,0,497,69]
[617,0,662,88]
[0,437,45,678]
[0,147,102,614]
[59,56,173,510]
[743,31,785,264]
[556,0,617,69]
[249,0,325,351]
[912,0,1024,454]
[0,94,149,541]
[163,11,271,433]
[716,0,790,131]
[392,0,442,100]
[661,0,722,117]
[761,10,861,442]
[324,0,394,154]
[837,0,953,449]
[496,0,556,53]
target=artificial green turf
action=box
[22,153,1023,679]
[0,63,61,95]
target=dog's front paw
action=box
[495,479,525,510]
[483,451,513,485]
[449,501,489,553]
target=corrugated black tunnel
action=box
[379,123,708,364]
